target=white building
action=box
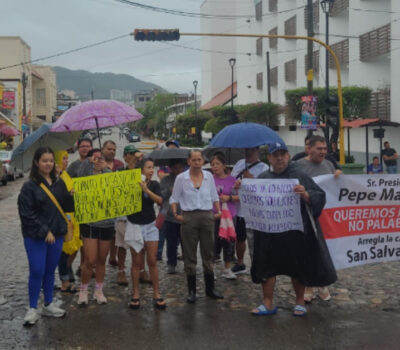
[201,0,400,164]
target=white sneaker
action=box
[222,269,237,280]
[24,308,39,325]
[42,302,66,318]
[77,290,88,305]
[93,289,107,304]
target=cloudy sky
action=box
[1,0,211,93]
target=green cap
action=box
[123,144,139,154]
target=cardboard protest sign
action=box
[73,169,142,224]
[315,174,400,270]
[239,178,303,233]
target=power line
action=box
[0,34,130,71]
[113,0,304,20]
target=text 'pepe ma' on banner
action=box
[315,174,400,270]
[239,178,304,234]
[72,169,142,224]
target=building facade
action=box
[31,66,57,127]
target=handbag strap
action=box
[40,183,68,222]
[235,161,261,179]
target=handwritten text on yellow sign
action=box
[73,169,142,224]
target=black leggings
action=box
[214,219,235,263]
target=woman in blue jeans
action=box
[18,147,74,325]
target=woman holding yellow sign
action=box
[126,158,166,310]
[77,148,114,306]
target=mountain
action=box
[53,66,166,100]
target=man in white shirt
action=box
[231,147,269,274]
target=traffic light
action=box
[133,29,180,41]
[326,94,339,130]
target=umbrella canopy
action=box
[149,148,190,166]
[11,123,81,171]
[51,99,143,132]
[0,124,20,136]
[209,122,284,148]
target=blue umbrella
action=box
[11,123,81,171]
[209,122,284,148]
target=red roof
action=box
[31,70,43,80]
[201,82,237,110]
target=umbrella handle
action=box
[95,117,101,148]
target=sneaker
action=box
[318,287,331,301]
[167,265,176,274]
[24,308,39,325]
[117,271,129,286]
[77,290,88,305]
[231,263,247,274]
[222,269,237,280]
[93,289,107,304]
[42,302,66,318]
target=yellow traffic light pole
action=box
[180,32,345,164]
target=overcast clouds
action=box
[1,0,208,93]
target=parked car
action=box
[0,150,24,181]
[0,160,7,186]
[100,128,112,136]
[128,132,141,142]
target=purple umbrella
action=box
[51,99,143,147]
[0,124,20,136]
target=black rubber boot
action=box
[204,273,224,299]
[186,274,197,304]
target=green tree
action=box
[285,86,372,121]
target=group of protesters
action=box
[22,130,394,325]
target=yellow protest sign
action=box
[72,169,142,224]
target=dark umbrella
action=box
[149,148,190,166]
[202,147,245,166]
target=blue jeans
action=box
[165,221,181,267]
[386,165,397,174]
[24,237,64,308]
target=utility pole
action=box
[306,0,314,137]
[266,51,271,103]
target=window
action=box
[329,39,349,69]
[256,38,263,56]
[255,1,262,21]
[139,97,144,102]
[304,1,319,30]
[304,50,320,75]
[270,67,278,86]
[269,27,278,49]
[285,15,296,36]
[37,115,46,121]
[285,59,297,82]
[360,23,390,61]
[330,0,349,17]
[256,72,263,90]
[36,88,46,106]
[370,89,390,121]
[269,0,277,12]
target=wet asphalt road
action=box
[1,130,400,349]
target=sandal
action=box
[304,287,314,303]
[318,287,331,301]
[129,298,140,309]
[293,304,307,317]
[251,304,278,316]
[61,285,77,294]
[153,298,167,310]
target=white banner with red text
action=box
[315,174,400,270]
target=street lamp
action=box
[193,80,200,142]
[321,0,335,149]
[228,58,236,116]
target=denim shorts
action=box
[80,224,115,241]
[140,222,159,242]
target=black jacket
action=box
[18,177,74,239]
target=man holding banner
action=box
[246,142,337,317]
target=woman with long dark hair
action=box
[18,147,74,325]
